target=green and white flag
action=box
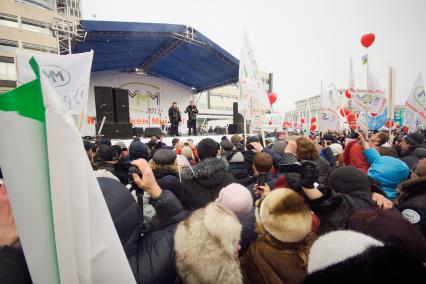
[0,58,135,284]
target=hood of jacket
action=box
[396,176,426,204]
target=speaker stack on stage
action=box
[228,102,247,134]
[95,86,133,139]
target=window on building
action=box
[0,56,16,81]
[21,18,52,36]
[22,42,57,54]
[0,13,19,29]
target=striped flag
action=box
[0,58,135,284]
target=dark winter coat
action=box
[180,158,235,210]
[243,150,257,176]
[321,147,336,168]
[247,173,278,201]
[395,176,426,236]
[153,168,185,203]
[226,151,251,186]
[308,186,379,235]
[97,177,186,284]
[237,208,258,257]
[184,105,198,121]
[168,107,181,123]
[399,147,426,169]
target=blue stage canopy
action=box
[73,20,239,92]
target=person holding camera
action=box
[296,160,393,235]
[98,159,188,283]
[246,152,277,200]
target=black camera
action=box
[279,162,302,173]
[350,132,359,139]
[128,165,142,187]
[258,173,267,186]
[279,161,318,180]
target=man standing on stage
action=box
[184,100,199,136]
[168,102,181,136]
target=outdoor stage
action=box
[112,134,240,148]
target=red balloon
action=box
[345,90,352,99]
[384,120,394,128]
[301,118,305,124]
[310,124,317,131]
[268,92,277,105]
[310,117,316,123]
[346,113,356,122]
[340,108,351,117]
[268,120,272,125]
[370,112,378,117]
[361,33,375,48]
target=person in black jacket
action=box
[225,150,250,186]
[184,100,198,136]
[395,158,426,236]
[168,102,181,137]
[180,138,235,210]
[299,164,388,235]
[98,158,188,284]
[399,132,426,169]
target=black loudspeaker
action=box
[113,88,130,123]
[95,86,115,123]
[233,102,244,125]
[132,127,144,137]
[228,123,244,134]
[143,127,163,138]
[96,123,133,139]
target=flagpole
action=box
[366,53,370,133]
[388,66,394,139]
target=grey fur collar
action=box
[181,158,229,180]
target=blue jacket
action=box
[363,148,409,200]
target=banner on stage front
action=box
[16,50,93,114]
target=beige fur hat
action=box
[174,203,243,284]
[256,188,312,243]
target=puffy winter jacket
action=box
[343,140,376,173]
[153,168,185,203]
[395,176,426,237]
[363,147,409,200]
[399,147,426,169]
[226,151,251,186]
[98,177,186,284]
[180,158,235,210]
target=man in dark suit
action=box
[168,102,181,136]
[184,100,199,136]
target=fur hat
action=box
[216,183,253,214]
[305,230,426,284]
[329,166,371,194]
[152,149,177,165]
[256,188,312,243]
[197,138,220,160]
[404,132,425,147]
[174,203,243,284]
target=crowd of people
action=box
[1,128,426,283]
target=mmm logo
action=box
[41,65,71,87]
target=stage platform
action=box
[112,134,240,148]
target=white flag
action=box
[318,83,343,132]
[238,32,270,117]
[404,73,426,130]
[348,58,367,112]
[367,65,387,115]
[0,58,136,283]
[16,51,93,115]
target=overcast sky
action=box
[82,0,426,112]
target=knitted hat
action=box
[404,132,425,147]
[220,140,234,152]
[329,166,371,194]
[304,230,426,284]
[256,188,312,243]
[180,146,193,160]
[329,143,343,156]
[100,138,112,146]
[215,183,253,214]
[129,140,148,160]
[152,149,177,165]
[271,141,287,155]
[197,138,220,160]
[97,144,117,161]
